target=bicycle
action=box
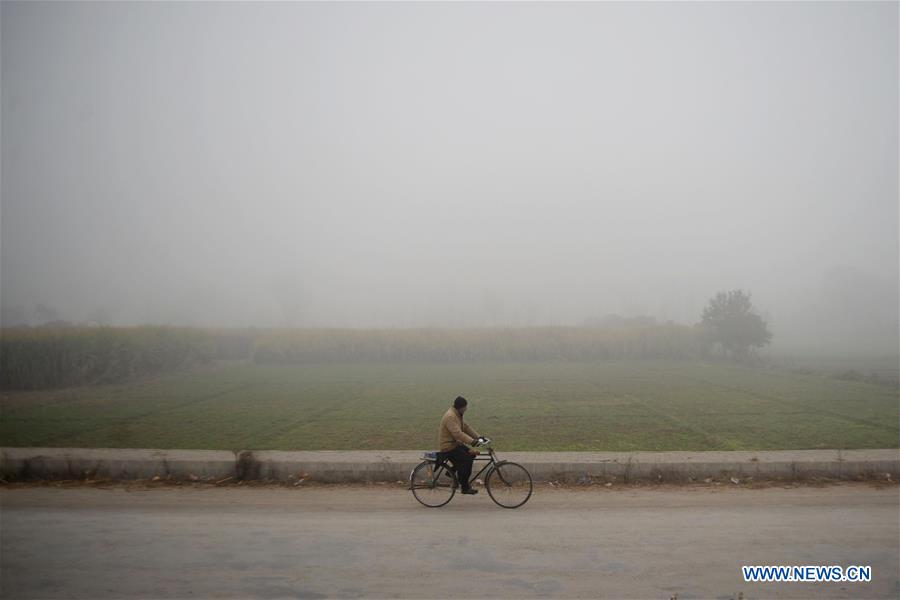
[409,437,533,509]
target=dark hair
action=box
[453,396,468,409]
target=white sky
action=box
[2,1,897,354]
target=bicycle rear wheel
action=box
[485,461,533,508]
[410,460,456,508]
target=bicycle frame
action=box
[433,447,500,488]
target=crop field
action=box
[1,359,897,451]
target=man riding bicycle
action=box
[438,396,485,495]
[411,397,531,508]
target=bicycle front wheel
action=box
[410,461,456,508]
[485,461,533,509]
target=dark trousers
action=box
[444,444,475,490]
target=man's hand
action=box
[468,436,488,454]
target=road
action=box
[1,482,897,599]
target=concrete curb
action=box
[1,447,897,484]
[0,448,236,482]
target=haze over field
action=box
[2,1,897,357]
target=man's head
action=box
[453,396,467,415]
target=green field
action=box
[1,359,897,451]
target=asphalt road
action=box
[1,483,897,599]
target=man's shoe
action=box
[460,488,479,495]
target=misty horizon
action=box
[2,1,898,356]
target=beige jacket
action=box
[438,407,479,452]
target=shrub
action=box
[0,326,218,390]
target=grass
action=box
[1,359,897,451]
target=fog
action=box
[1,1,897,356]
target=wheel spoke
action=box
[486,462,533,509]
[410,461,456,507]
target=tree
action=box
[700,289,772,360]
